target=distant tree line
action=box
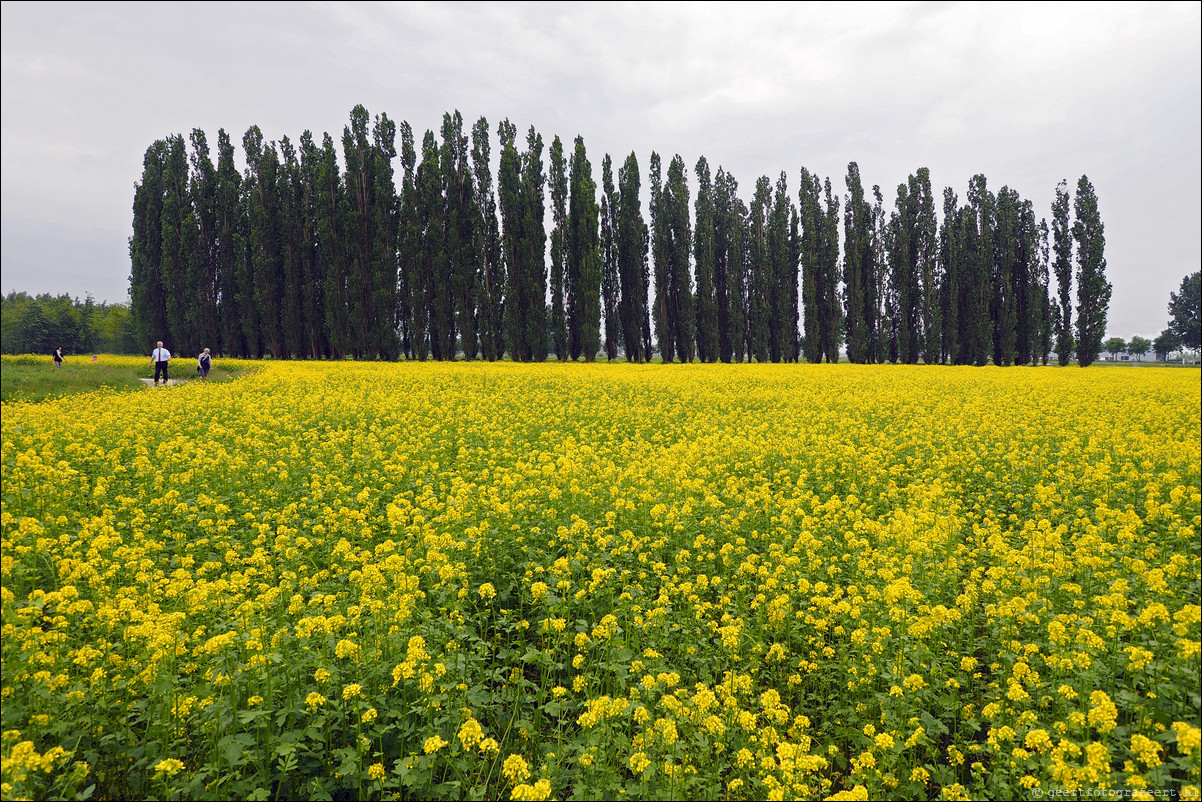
[130,105,1112,365]
[1,292,137,356]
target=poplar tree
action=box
[992,186,1019,366]
[966,174,994,366]
[417,130,450,359]
[497,120,523,359]
[887,181,916,363]
[649,153,671,361]
[748,175,772,363]
[766,172,795,363]
[842,163,872,363]
[442,111,476,360]
[715,169,747,362]
[548,136,569,360]
[130,140,169,349]
[910,169,938,364]
[520,126,547,361]
[316,132,349,360]
[278,136,306,358]
[244,126,284,358]
[799,168,822,363]
[471,117,504,362]
[819,178,841,362]
[600,154,621,361]
[214,129,245,357]
[617,152,649,362]
[298,132,327,358]
[188,129,220,355]
[693,156,718,362]
[664,156,694,362]
[397,121,419,359]
[568,136,601,361]
[1051,180,1073,365]
[160,134,195,355]
[1072,175,1110,367]
[938,187,960,365]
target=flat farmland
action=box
[2,361,1199,800]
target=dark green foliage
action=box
[693,157,718,363]
[568,136,601,362]
[2,293,136,355]
[938,188,960,365]
[991,186,1019,367]
[1103,336,1126,359]
[130,140,169,350]
[748,176,772,363]
[417,129,451,360]
[1051,180,1074,365]
[1127,335,1150,361]
[616,153,650,363]
[714,168,746,363]
[1072,175,1110,367]
[600,155,620,361]
[1153,328,1182,360]
[649,153,671,361]
[766,172,797,363]
[472,117,504,362]
[318,132,349,360]
[1168,272,1200,350]
[442,111,478,361]
[842,163,874,363]
[499,123,547,362]
[549,136,569,360]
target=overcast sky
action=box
[2,1,1199,338]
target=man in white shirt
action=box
[151,341,172,385]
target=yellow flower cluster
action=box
[1,360,1198,800]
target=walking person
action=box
[151,341,172,385]
[197,348,212,379]
[53,347,63,368]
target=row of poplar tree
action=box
[130,105,1111,365]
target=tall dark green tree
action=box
[693,157,718,362]
[886,181,917,363]
[992,186,1020,366]
[818,178,841,362]
[418,129,451,360]
[649,153,671,361]
[243,126,284,358]
[188,129,220,355]
[766,172,796,363]
[214,129,246,357]
[298,132,327,358]
[842,163,873,363]
[442,111,477,360]
[616,152,649,363]
[665,156,695,362]
[472,117,504,362]
[567,136,601,362]
[278,135,306,358]
[799,169,822,363]
[548,136,569,360]
[1072,175,1110,367]
[130,140,169,350]
[910,169,938,364]
[498,120,524,360]
[965,174,994,366]
[747,175,772,363]
[160,134,197,355]
[714,167,746,363]
[397,121,424,360]
[600,154,621,361]
[1051,180,1074,365]
[937,187,960,365]
[316,132,348,360]
[522,126,548,361]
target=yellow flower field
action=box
[2,360,1199,800]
